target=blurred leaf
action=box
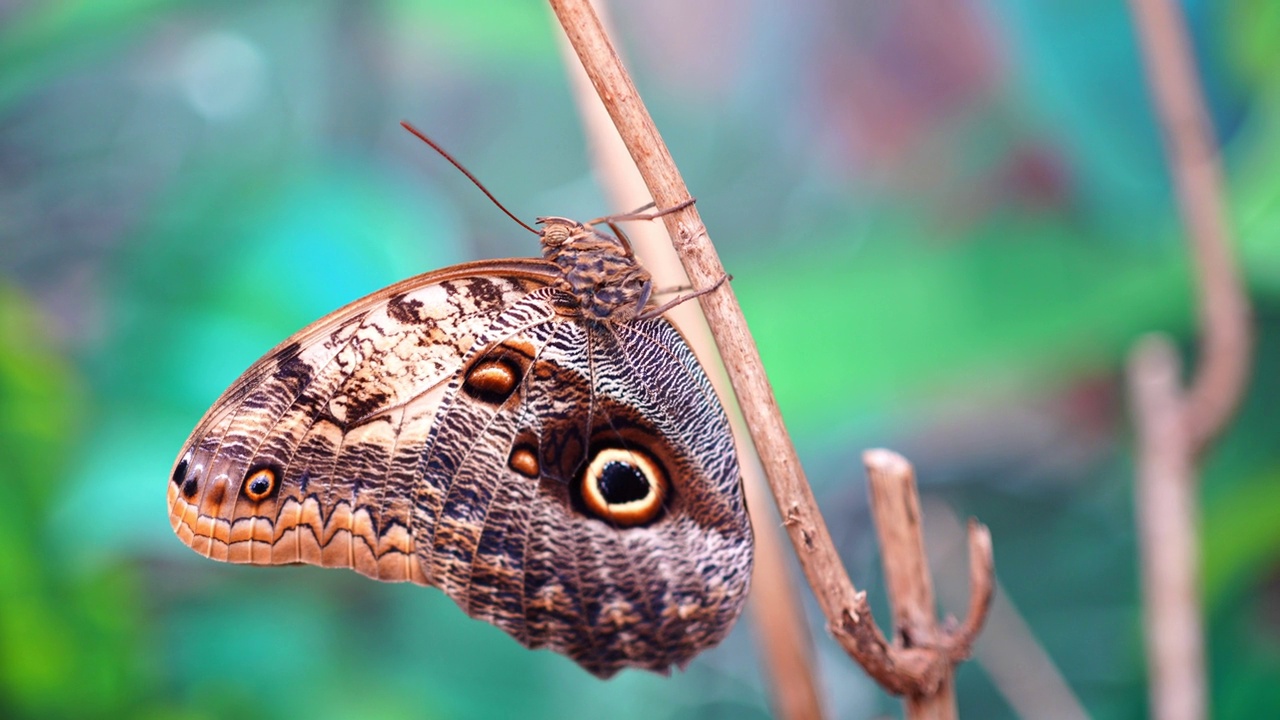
[0,283,157,718]
[381,0,558,68]
[740,220,1191,435]
[1203,468,1280,606]
[1226,0,1280,89]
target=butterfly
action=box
[167,133,754,678]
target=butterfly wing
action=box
[426,312,752,676]
[168,258,753,677]
[168,260,556,583]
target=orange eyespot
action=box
[461,342,536,406]
[242,466,278,502]
[508,445,540,478]
[464,359,519,403]
[579,448,667,527]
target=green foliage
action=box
[0,285,155,718]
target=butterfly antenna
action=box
[400,121,539,236]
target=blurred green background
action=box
[3,0,1279,718]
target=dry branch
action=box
[1126,1,1254,719]
[551,5,823,717]
[547,0,994,702]
[865,449,994,718]
[1128,0,1252,458]
[1129,336,1204,720]
[866,450,956,719]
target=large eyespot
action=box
[578,447,668,527]
[242,465,280,502]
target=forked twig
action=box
[547,0,995,700]
[866,449,994,719]
[1126,1,1253,719]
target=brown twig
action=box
[1126,1,1253,719]
[1129,337,1204,720]
[1127,0,1252,459]
[548,0,884,688]
[743,470,826,718]
[865,449,994,719]
[1131,0,1249,453]
[552,6,824,717]
[547,0,994,699]
[865,451,954,718]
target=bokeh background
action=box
[3,0,1279,717]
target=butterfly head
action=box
[536,216,589,250]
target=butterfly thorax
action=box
[538,217,652,322]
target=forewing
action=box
[167,261,555,586]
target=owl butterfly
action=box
[167,127,754,678]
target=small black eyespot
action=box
[597,461,650,504]
[172,456,189,486]
[182,477,199,499]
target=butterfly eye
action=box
[242,465,280,502]
[579,447,668,527]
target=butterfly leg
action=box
[585,198,700,260]
[589,197,696,226]
[636,272,731,320]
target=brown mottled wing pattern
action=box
[168,255,752,678]
[428,307,751,676]
[169,260,551,580]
